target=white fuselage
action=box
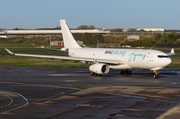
[68,48,172,71]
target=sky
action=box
[0,0,180,29]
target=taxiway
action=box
[0,66,179,119]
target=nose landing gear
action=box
[91,72,102,76]
[154,71,159,78]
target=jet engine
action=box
[89,63,109,74]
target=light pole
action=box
[50,35,51,48]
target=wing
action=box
[5,49,122,65]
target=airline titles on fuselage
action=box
[128,52,147,62]
[104,51,113,54]
[105,50,147,62]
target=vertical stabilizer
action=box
[60,20,81,48]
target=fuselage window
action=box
[158,55,169,58]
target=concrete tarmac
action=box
[0,66,179,119]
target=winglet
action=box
[170,48,174,54]
[5,48,14,54]
[166,48,175,56]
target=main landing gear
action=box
[91,72,102,76]
[154,71,159,78]
[121,70,132,75]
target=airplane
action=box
[5,20,175,78]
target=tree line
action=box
[73,31,180,47]
[73,33,104,45]
[0,31,179,47]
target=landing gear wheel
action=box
[128,71,132,75]
[125,70,128,75]
[121,70,132,75]
[154,70,160,78]
[154,74,159,78]
[91,72,94,76]
[94,73,98,76]
[91,72,102,76]
[121,70,125,75]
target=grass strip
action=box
[0,56,87,67]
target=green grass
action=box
[174,52,180,56]
[0,44,36,48]
[0,55,88,67]
[168,59,180,67]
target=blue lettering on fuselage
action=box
[112,51,127,55]
[128,52,146,62]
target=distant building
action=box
[50,41,59,45]
[137,28,164,32]
[127,35,139,40]
[76,41,84,45]
[121,35,139,43]
[0,35,8,38]
[0,29,110,36]
[122,29,130,32]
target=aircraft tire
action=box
[94,73,98,76]
[121,70,125,75]
[125,70,128,75]
[154,74,159,78]
[128,71,132,75]
[91,72,94,76]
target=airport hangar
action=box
[0,29,110,36]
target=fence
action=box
[157,44,180,48]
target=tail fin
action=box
[60,20,81,48]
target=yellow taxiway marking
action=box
[156,104,180,119]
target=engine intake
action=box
[89,63,109,74]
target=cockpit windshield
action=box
[158,55,169,58]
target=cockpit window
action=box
[158,55,169,58]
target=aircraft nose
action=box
[168,58,172,65]
[162,58,172,67]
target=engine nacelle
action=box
[89,63,109,74]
